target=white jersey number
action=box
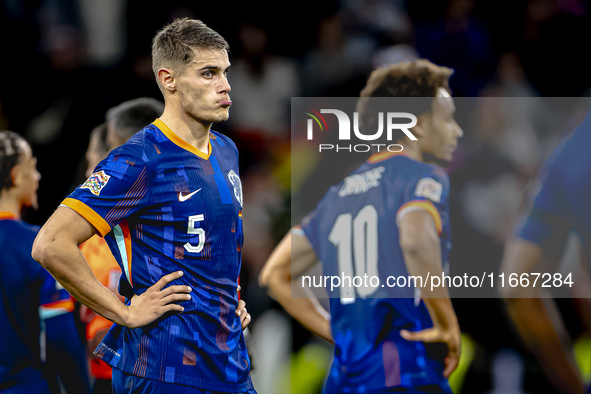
[184,214,206,253]
[328,204,379,304]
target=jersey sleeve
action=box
[298,199,326,256]
[516,147,571,257]
[395,166,450,236]
[61,146,150,236]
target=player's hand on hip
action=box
[236,299,251,330]
[400,326,461,379]
[124,271,192,328]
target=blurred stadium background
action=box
[3,0,591,393]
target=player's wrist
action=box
[117,303,135,328]
[426,299,459,331]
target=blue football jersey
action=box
[0,214,51,393]
[62,119,251,392]
[517,109,591,262]
[39,242,90,394]
[300,152,452,393]
[0,213,88,393]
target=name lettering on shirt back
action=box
[338,167,385,197]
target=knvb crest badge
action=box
[228,170,243,208]
[304,107,418,153]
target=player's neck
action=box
[159,108,211,155]
[400,141,424,163]
[0,192,21,219]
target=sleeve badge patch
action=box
[81,170,111,196]
[415,177,443,203]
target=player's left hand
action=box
[236,299,251,330]
[400,326,461,379]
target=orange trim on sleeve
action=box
[367,151,407,164]
[152,119,212,160]
[0,212,17,220]
[40,298,75,313]
[397,200,442,235]
[62,198,111,236]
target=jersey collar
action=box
[367,151,411,164]
[0,212,17,220]
[152,119,212,160]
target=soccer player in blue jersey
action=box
[32,18,254,393]
[260,60,463,393]
[0,131,89,394]
[500,109,591,394]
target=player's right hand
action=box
[236,299,251,330]
[400,326,461,379]
[123,271,192,328]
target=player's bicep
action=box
[33,206,96,267]
[260,229,319,288]
[291,229,319,278]
[398,209,440,252]
[501,239,545,276]
[39,206,97,246]
[500,239,547,298]
[260,232,290,287]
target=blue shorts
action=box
[323,383,451,394]
[324,388,449,394]
[112,368,257,394]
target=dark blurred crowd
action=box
[2,0,591,393]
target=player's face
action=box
[423,88,463,161]
[14,140,41,210]
[175,48,232,125]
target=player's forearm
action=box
[267,274,333,343]
[422,297,459,334]
[261,231,332,341]
[501,240,584,393]
[505,298,584,394]
[409,256,458,333]
[32,236,130,326]
[401,238,450,299]
[401,239,459,332]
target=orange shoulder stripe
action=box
[396,199,442,235]
[62,198,111,236]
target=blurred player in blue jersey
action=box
[261,60,463,394]
[500,109,591,394]
[32,18,253,394]
[0,131,89,394]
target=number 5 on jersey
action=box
[185,214,205,253]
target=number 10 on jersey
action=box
[328,205,379,304]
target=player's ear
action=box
[157,68,176,92]
[10,164,21,188]
[411,112,430,139]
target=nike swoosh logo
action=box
[178,188,201,202]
